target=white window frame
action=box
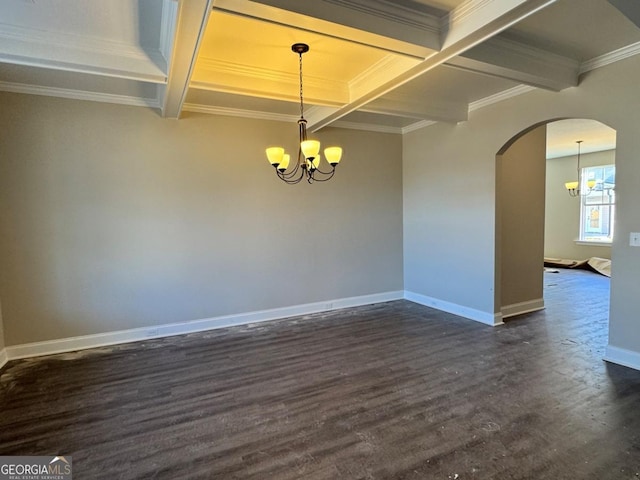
[579,164,615,244]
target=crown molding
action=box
[443,0,493,27]
[400,84,537,134]
[468,84,535,112]
[324,0,441,33]
[349,55,405,91]
[183,103,297,122]
[213,0,438,57]
[188,81,343,110]
[401,120,437,134]
[0,81,160,109]
[365,92,468,123]
[191,58,348,106]
[183,102,401,133]
[331,119,402,134]
[579,40,640,74]
[195,57,346,94]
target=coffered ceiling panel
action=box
[338,110,420,130]
[192,9,420,106]
[505,0,640,61]
[388,66,521,104]
[0,0,163,46]
[0,0,638,153]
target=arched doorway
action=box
[495,118,616,321]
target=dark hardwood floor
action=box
[1,269,639,479]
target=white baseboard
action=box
[0,348,7,370]
[404,291,502,326]
[604,345,640,372]
[501,298,544,319]
[5,290,404,361]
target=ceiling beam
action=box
[160,0,214,118]
[212,0,439,58]
[305,0,557,131]
[444,35,579,91]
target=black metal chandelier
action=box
[265,43,343,184]
[565,140,595,197]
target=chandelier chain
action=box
[299,52,304,119]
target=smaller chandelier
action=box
[266,43,342,184]
[565,140,595,197]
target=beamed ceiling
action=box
[1,0,637,156]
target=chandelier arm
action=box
[281,151,307,179]
[279,161,301,179]
[312,165,335,176]
[280,149,308,179]
[307,168,336,182]
[277,168,304,184]
[277,152,309,183]
[281,177,304,185]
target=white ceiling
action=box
[0,0,638,155]
[546,119,617,159]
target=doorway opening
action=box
[495,118,616,323]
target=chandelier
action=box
[265,43,342,184]
[565,140,595,197]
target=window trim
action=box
[578,164,615,243]
[575,240,612,247]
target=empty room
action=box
[1,0,640,478]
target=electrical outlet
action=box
[630,232,640,247]
[146,328,159,337]
[325,302,334,310]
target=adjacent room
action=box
[1,0,640,478]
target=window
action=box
[580,165,615,243]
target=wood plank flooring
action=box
[1,269,639,479]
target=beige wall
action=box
[403,120,498,316]
[0,92,403,346]
[545,149,615,260]
[498,125,546,310]
[404,54,640,355]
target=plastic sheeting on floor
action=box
[544,256,611,277]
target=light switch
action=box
[630,232,640,247]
